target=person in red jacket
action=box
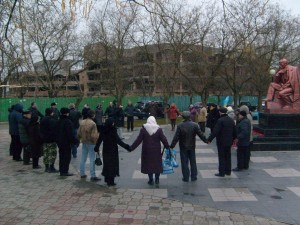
[166,103,181,131]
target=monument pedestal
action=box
[252,113,300,151]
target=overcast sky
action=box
[187,0,300,16]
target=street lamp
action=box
[269,68,276,82]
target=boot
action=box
[45,164,49,172]
[48,164,59,173]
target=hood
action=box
[14,103,23,113]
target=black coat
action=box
[28,122,43,158]
[56,115,77,150]
[208,114,236,147]
[40,116,57,143]
[115,108,125,127]
[19,117,30,145]
[206,108,220,130]
[69,108,82,129]
[170,119,207,150]
[95,124,128,178]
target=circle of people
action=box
[8,101,252,187]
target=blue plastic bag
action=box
[165,149,179,168]
[162,157,174,174]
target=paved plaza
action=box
[1,122,299,225]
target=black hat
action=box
[60,107,70,115]
[239,110,247,117]
[219,107,228,114]
[51,102,57,106]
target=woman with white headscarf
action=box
[130,116,170,186]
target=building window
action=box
[88,74,95,80]
[68,86,79,91]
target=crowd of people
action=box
[7,99,253,187]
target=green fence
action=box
[0,95,258,122]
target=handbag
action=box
[95,152,102,166]
[165,149,178,167]
[161,148,174,174]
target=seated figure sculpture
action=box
[264,58,300,112]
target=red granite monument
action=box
[264,58,300,113]
[253,59,300,151]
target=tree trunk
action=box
[257,91,263,112]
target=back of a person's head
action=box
[87,110,95,119]
[45,108,53,116]
[69,103,75,109]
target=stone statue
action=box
[264,58,300,113]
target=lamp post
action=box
[269,68,276,81]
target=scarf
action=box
[143,116,159,136]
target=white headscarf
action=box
[143,116,160,136]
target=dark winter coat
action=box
[40,116,57,143]
[208,114,236,147]
[82,107,90,120]
[131,127,169,174]
[236,117,251,147]
[105,106,116,120]
[56,115,77,150]
[206,107,220,130]
[18,117,31,145]
[28,120,43,158]
[124,105,135,117]
[170,119,207,150]
[68,108,82,129]
[95,120,129,178]
[28,106,44,119]
[9,103,23,135]
[115,108,125,127]
[95,107,104,126]
[52,108,60,120]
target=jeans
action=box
[80,143,96,178]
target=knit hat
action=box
[219,107,228,114]
[51,102,57,106]
[239,111,247,117]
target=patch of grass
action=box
[133,117,185,127]
[134,118,167,127]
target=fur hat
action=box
[219,107,228,114]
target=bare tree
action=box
[19,2,84,98]
[86,3,138,104]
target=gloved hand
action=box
[94,146,99,152]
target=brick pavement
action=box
[0,124,289,225]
